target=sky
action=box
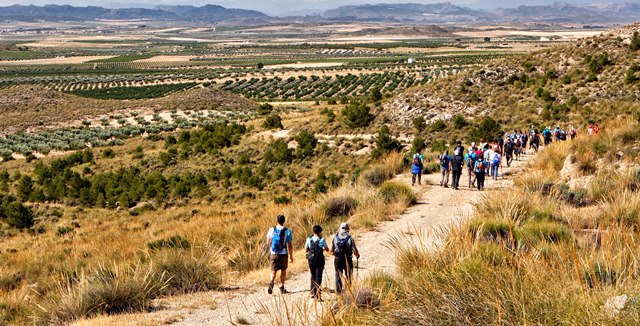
[0,0,631,16]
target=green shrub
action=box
[629,31,640,51]
[379,181,416,206]
[102,148,116,159]
[372,125,402,158]
[294,130,317,159]
[262,114,283,130]
[468,218,512,241]
[56,226,74,237]
[147,235,191,250]
[412,116,426,132]
[153,247,224,294]
[263,139,292,164]
[323,196,358,219]
[469,117,502,142]
[342,101,375,128]
[515,221,572,246]
[274,196,291,204]
[1,201,34,229]
[47,262,165,323]
[452,115,468,129]
[422,162,440,174]
[430,120,447,132]
[257,103,273,115]
[362,166,393,187]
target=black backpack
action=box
[306,236,325,264]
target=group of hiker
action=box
[410,124,582,191]
[266,123,595,301]
[266,214,359,301]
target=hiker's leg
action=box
[345,258,354,288]
[411,173,416,186]
[417,172,422,185]
[315,263,324,298]
[335,258,344,294]
[281,269,287,287]
[309,262,316,297]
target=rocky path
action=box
[169,155,530,326]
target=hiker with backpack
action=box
[474,153,489,191]
[266,214,294,295]
[569,126,577,140]
[553,125,562,142]
[464,148,476,188]
[530,131,540,153]
[331,223,360,294]
[491,146,501,180]
[450,150,464,190]
[542,127,552,146]
[305,225,329,301]
[438,149,451,188]
[411,153,424,186]
[504,138,514,167]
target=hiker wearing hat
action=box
[306,225,329,301]
[453,140,464,158]
[464,147,477,188]
[331,223,360,294]
[411,153,424,186]
[266,214,294,294]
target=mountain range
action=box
[0,4,268,23]
[320,1,640,23]
[0,2,638,24]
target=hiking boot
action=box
[268,281,274,294]
[280,286,289,294]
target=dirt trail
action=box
[168,155,531,326]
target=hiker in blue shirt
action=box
[305,225,329,301]
[266,214,293,295]
[439,149,452,188]
[411,153,424,186]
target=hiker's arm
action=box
[352,241,360,258]
[287,242,294,262]
[323,239,330,252]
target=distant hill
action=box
[320,1,640,24]
[0,4,269,23]
[322,2,491,23]
[495,2,640,23]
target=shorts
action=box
[270,254,289,271]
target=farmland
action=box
[0,22,556,157]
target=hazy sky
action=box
[0,0,630,15]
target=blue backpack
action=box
[271,227,287,253]
[333,235,352,257]
[493,154,501,165]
